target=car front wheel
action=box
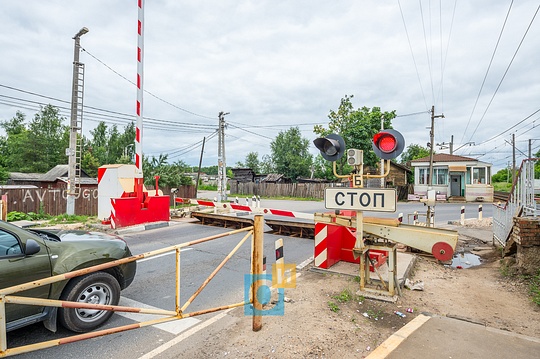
[59,271,121,332]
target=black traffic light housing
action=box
[372,129,405,160]
[313,134,346,161]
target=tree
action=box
[535,149,540,179]
[259,154,275,174]
[491,168,510,183]
[314,95,396,173]
[81,152,101,178]
[313,154,334,180]
[0,111,33,171]
[270,127,312,181]
[142,154,192,188]
[242,152,261,173]
[87,122,136,167]
[0,106,69,173]
[28,105,69,172]
[400,144,431,165]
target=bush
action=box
[6,211,29,222]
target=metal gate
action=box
[0,216,267,357]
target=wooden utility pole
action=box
[195,136,206,196]
[428,106,444,223]
[512,134,516,183]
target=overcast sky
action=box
[1,0,539,173]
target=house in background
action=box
[364,161,412,188]
[410,154,493,202]
[8,164,97,190]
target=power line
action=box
[474,108,540,146]
[398,0,429,111]
[460,0,514,144]
[81,48,216,120]
[418,0,435,103]
[0,85,215,131]
[466,3,540,143]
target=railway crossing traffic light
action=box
[371,129,405,160]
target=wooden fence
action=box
[0,185,196,217]
[0,188,98,216]
[230,182,413,201]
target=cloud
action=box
[1,0,539,173]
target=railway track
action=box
[191,212,315,239]
[493,191,509,203]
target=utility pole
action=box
[428,105,444,225]
[195,136,206,196]
[217,112,229,202]
[67,27,88,215]
[428,106,445,187]
[450,135,454,155]
[380,117,384,188]
[512,133,516,184]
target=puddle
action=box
[449,252,482,269]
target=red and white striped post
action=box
[134,0,145,200]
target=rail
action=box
[0,217,266,357]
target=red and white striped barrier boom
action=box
[176,198,314,220]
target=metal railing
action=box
[493,158,539,245]
[0,216,266,357]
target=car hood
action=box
[32,229,126,244]
[55,230,126,243]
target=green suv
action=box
[0,220,136,333]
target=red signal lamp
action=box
[372,129,405,160]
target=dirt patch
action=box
[174,224,540,359]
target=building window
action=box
[418,168,429,184]
[418,168,447,185]
[472,167,486,184]
[434,168,448,185]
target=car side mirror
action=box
[25,239,41,256]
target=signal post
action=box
[315,130,405,300]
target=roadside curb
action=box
[114,221,178,235]
[366,313,432,358]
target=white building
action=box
[410,154,493,202]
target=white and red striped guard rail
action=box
[176,198,314,220]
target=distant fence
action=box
[0,188,98,216]
[230,182,413,201]
[0,185,196,217]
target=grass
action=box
[499,260,540,307]
[492,182,512,192]
[528,270,540,306]
[366,309,384,320]
[46,214,95,225]
[6,211,96,226]
[332,288,354,303]
[327,287,363,313]
[327,301,340,312]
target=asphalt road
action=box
[5,200,490,358]
[6,221,313,359]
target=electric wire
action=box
[466,3,540,143]
[419,0,435,104]
[459,0,514,144]
[398,0,429,111]
[81,48,216,120]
